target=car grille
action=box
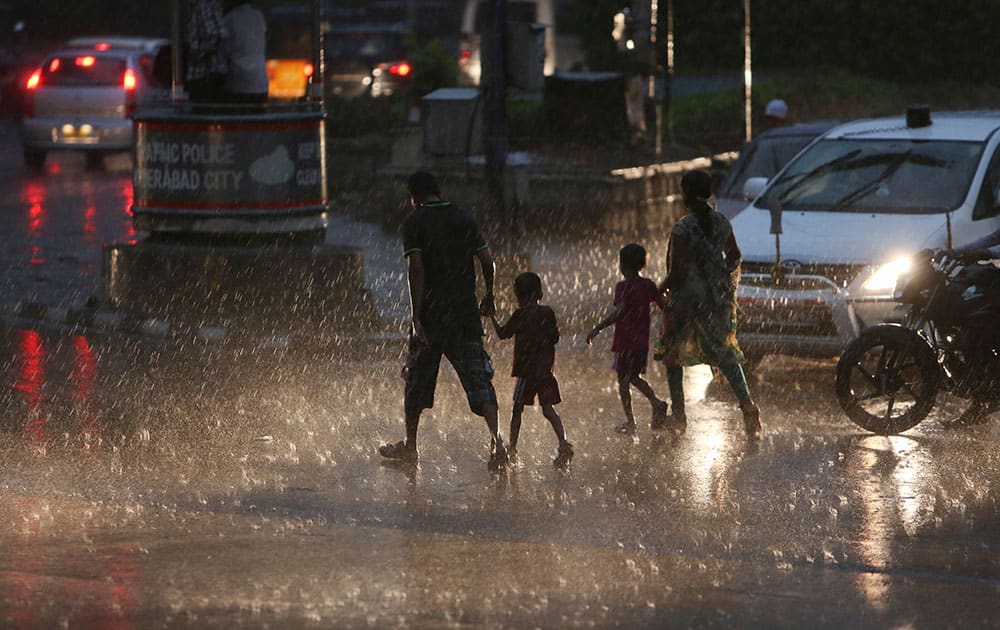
[740,261,867,289]
[737,297,838,337]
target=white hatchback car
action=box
[20,36,170,171]
[731,107,1000,360]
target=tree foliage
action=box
[407,37,458,97]
[566,0,1000,84]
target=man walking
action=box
[378,172,509,470]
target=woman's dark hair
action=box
[681,169,715,237]
[407,171,440,200]
[619,243,647,272]
[513,272,543,301]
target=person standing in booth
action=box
[186,0,228,103]
[222,0,268,104]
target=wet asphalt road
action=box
[1,122,1000,628]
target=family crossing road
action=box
[382,170,763,474]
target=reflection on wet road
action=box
[1,323,999,627]
[0,126,135,309]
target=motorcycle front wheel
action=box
[835,325,940,434]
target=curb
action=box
[0,300,407,350]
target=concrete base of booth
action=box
[102,240,378,334]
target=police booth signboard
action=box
[131,109,327,235]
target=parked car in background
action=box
[20,36,170,171]
[715,121,836,217]
[325,22,411,99]
[731,107,1000,361]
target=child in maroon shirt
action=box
[490,272,574,467]
[586,244,669,434]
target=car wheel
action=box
[23,148,46,172]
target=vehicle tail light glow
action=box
[75,56,96,68]
[48,58,60,73]
[389,62,411,77]
[95,42,111,51]
[26,68,41,90]
[304,63,314,78]
[123,68,137,90]
[24,68,41,117]
[124,68,138,116]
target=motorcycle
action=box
[835,250,1000,434]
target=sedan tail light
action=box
[123,68,137,116]
[25,68,41,91]
[23,68,42,117]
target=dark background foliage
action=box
[8,0,1000,85]
[570,0,1000,84]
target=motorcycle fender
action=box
[852,323,938,366]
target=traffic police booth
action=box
[103,0,375,336]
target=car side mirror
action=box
[743,176,769,201]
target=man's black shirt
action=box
[402,201,488,341]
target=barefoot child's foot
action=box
[553,441,574,468]
[488,443,510,471]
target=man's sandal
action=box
[378,440,418,463]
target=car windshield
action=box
[756,138,984,214]
[43,55,127,87]
[719,134,819,198]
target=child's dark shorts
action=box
[513,374,561,406]
[613,350,648,378]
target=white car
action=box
[731,107,1000,360]
[20,36,170,171]
[714,121,837,218]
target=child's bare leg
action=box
[545,404,574,467]
[630,375,664,408]
[617,372,636,431]
[509,402,525,452]
[541,404,567,444]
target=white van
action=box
[731,107,1000,359]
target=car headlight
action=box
[862,256,911,292]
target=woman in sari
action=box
[656,169,762,439]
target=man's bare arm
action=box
[476,247,496,316]
[407,252,429,344]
